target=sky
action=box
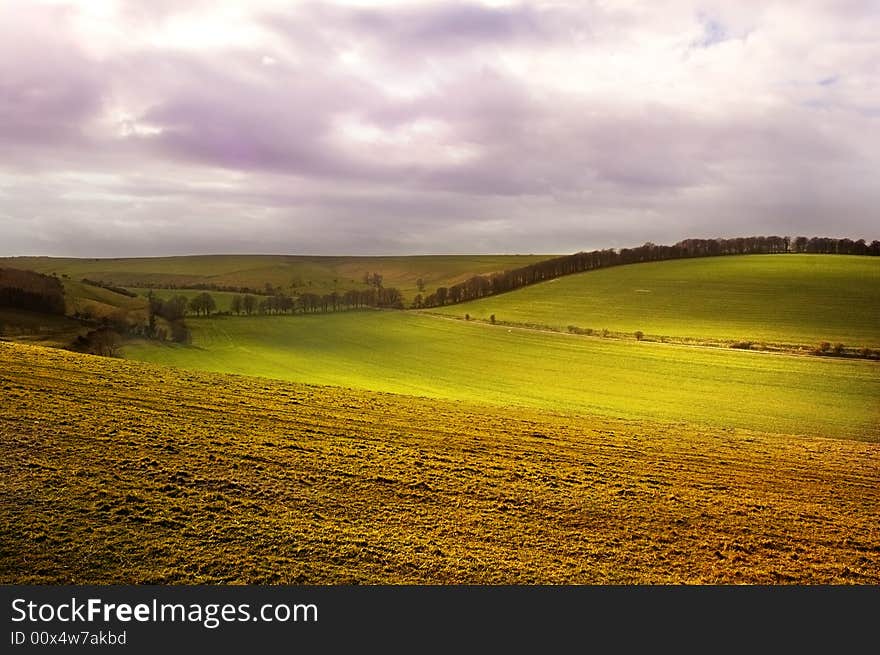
[1,0,878,256]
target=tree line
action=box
[229,286,404,314]
[0,268,66,315]
[147,285,404,321]
[419,235,880,308]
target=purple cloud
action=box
[0,0,878,257]
[0,4,104,151]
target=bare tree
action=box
[87,328,121,357]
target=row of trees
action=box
[420,235,879,308]
[146,285,406,321]
[188,292,217,316]
[229,286,404,314]
[792,237,878,255]
[148,291,217,322]
[0,268,66,315]
[672,236,879,257]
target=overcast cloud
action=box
[1,0,878,256]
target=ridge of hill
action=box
[430,255,880,349]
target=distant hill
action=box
[0,254,553,303]
[430,254,880,349]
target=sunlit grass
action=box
[124,311,879,441]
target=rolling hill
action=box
[430,255,880,348]
[63,279,146,318]
[0,254,552,302]
[2,341,877,584]
[123,311,880,441]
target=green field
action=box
[0,254,551,302]
[431,255,880,348]
[5,253,878,440]
[124,311,880,440]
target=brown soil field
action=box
[1,341,877,583]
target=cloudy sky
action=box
[1,0,878,256]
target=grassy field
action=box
[0,254,551,302]
[431,255,880,348]
[123,311,880,441]
[2,341,877,584]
